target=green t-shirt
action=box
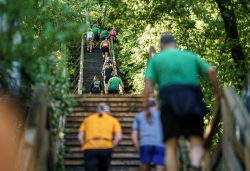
[101,30,109,38]
[108,76,123,90]
[92,27,100,36]
[145,48,212,90]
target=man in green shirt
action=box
[100,29,109,40]
[92,26,100,46]
[108,72,124,94]
[144,33,220,171]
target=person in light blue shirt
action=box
[131,98,165,171]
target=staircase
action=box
[64,94,143,171]
[82,48,104,93]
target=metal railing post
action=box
[78,34,84,94]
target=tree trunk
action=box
[216,0,246,69]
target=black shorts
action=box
[108,90,119,94]
[161,103,204,142]
[94,35,99,41]
[102,46,109,54]
[84,149,112,171]
[104,76,111,84]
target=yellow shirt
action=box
[79,113,122,150]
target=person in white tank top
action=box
[86,30,94,52]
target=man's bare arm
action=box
[144,79,152,109]
[207,68,221,99]
[113,132,123,148]
[131,130,139,151]
[77,131,84,146]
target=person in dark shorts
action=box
[144,33,221,171]
[78,103,122,171]
[107,71,123,94]
[100,37,110,61]
[102,63,113,94]
[131,98,165,171]
[89,75,103,94]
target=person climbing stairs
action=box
[64,94,143,171]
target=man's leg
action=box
[104,84,108,94]
[166,138,178,171]
[87,41,90,52]
[84,150,98,171]
[98,149,112,171]
[105,52,108,60]
[90,40,93,52]
[155,165,164,171]
[189,136,204,170]
[141,164,150,171]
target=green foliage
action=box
[106,0,249,94]
[0,0,88,170]
[105,0,249,150]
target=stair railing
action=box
[203,87,250,171]
[110,36,117,75]
[17,85,52,171]
[77,34,85,95]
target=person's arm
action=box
[144,59,156,112]
[113,132,122,148]
[100,41,102,49]
[196,56,221,100]
[113,120,123,148]
[119,78,124,88]
[131,130,139,151]
[207,68,221,100]
[78,131,84,146]
[144,79,152,110]
[107,79,111,90]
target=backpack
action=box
[92,81,101,92]
[110,29,117,36]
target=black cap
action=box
[160,33,176,44]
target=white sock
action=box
[189,145,204,168]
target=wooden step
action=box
[72,107,142,113]
[67,112,137,117]
[65,153,139,159]
[74,102,143,107]
[65,140,134,146]
[66,117,134,123]
[65,167,140,171]
[73,94,143,98]
[65,128,133,135]
[73,97,143,102]
[64,159,140,166]
[65,146,137,153]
